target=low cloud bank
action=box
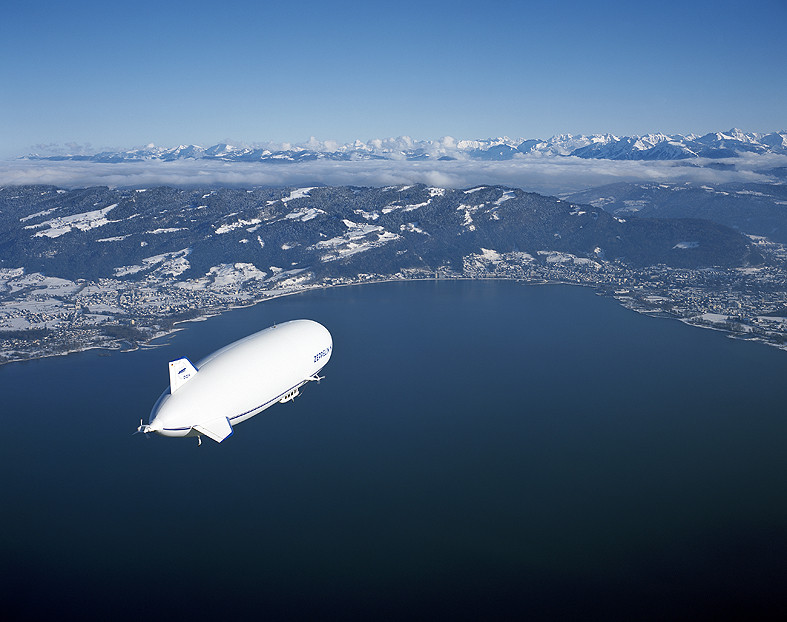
[1,154,784,195]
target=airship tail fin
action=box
[193,417,234,443]
[169,358,198,393]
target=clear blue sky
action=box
[1,0,785,157]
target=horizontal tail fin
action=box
[193,417,234,443]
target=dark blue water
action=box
[2,281,786,620]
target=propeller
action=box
[134,419,152,438]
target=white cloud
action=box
[0,154,783,195]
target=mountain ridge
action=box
[0,184,760,285]
[25,129,787,164]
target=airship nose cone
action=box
[145,417,162,435]
[148,391,171,429]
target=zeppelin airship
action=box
[137,319,332,444]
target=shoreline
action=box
[2,274,786,367]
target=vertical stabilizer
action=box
[169,358,198,393]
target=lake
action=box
[1,280,786,620]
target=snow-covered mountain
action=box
[25,130,787,163]
[0,184,758,285]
